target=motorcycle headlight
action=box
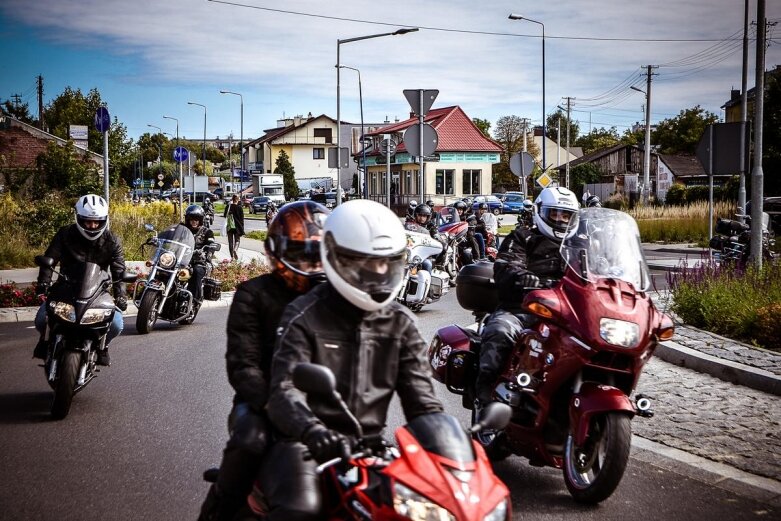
[483,499,508,521]
[600,318,640,348]
[81,308,114,325]
[393,482,455,521]
[50,301,76,322]
[159,251,176,269]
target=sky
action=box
[1,0,780,145]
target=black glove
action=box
[302,424,350,464]
[517,273,540,289]
[35,282,50,298]
[115,295,128,312]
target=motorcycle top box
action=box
[455,261,498,315]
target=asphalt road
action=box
[0,290,771,520]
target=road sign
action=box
[380,138,397,156]
[403,89,439,117]
[328,147,350,169]
[133,178,141,187]
[157,181,164,188]
[157,173,164,181]
[695,122,749,175]
[94,107,110,133]
[510,152,536,178]
[536,171,553,189]
[172,179,180,187]
[403,123,438,157]
[174,146,189,163]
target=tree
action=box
[546,110,579,144]
[620,127,644,147]
[472,118,491,138]
[275,150,299,200]
[2,99,35,124]
[35,141,101,198]
[575,127,621,154]
[652,105,718,155]
[492,115,541,192]
[570,163,603,198]
[762,67,781,196]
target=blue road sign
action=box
[94,107,110,133]
[174,146,189,163]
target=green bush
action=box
[665,184,686,205]
[669,260,781,349]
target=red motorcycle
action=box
[428,208,675,503]
[212,363,513,520]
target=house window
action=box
[462,169,481,195]
[435,169,455,195]
[314,128,332,143]
[313,147,325,160]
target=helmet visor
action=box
[540,207,577,234]
[326,238,406,301]
[76,215,108,237]
[278,238,323,275]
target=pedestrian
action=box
[224,194,245,261]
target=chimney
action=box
[731,89,741,101]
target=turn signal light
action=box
[177,269,191,281]
[527,302,553,318]
[145,260,153,267]
[656,314,675,340]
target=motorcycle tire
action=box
[51,350,81,420]
[136,291,160,334]
[563,412,632,504]
[471,407,512,462]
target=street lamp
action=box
[187,102,207,197]
[220,90,244,196]
[339,65,366,199]
[337,27,419,206]
[509,14,546,174]
[163,115,182,218]
[630,85,652,204]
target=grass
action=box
[245,230,267,241]
[631,201,737,244]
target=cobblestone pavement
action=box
[634,357,781,482]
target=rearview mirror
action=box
[471,402,512,433]
[292,363,336,396]
[35,255,54,268]
[144,224,155,232]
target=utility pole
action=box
[564,96,572,190]
[750,0,766,267]
[640,65,658,204]
[37,75,45,130]
[738,0,750,223]
[520,117,530,152]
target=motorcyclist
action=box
[474,186,580,412]
[203,196,215,226]
[263,199,444,521]
[266,201,278,224]
[33,194,128,367]
[476,201,498,248]
[183,205,215,314]
[426,199,441,227]
[404,204,442,273]
[198,201,330,521]
[452,200,483,262]
[517,198,534,229]
[585,194,602,208]
[405,199,419,220]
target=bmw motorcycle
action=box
[709,212,775,266]
[397,230,450,311]
[134,224,221,334]
[34,256,136,419]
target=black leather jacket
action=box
[226,274,303,411]
[494,226,565,312]
[37,224,127,297]
[267,283,444,439]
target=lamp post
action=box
[163,115,182,219]
[187,102,207,201]
[631,83,652,204]
[339,65,366,199]
[220,90,244,196]
[509,14,546,173]
[337,27,419,206]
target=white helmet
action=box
[321,199,407,312]
[74,194,109,240]
[533,186,579,241]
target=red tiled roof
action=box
[367,106,502,153]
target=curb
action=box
[655,339,781,396]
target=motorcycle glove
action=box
[115,296,128,312]
[35,282,50,298]
[516,273,540,289]
[302,424,351,464]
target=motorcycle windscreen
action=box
[560,208,651,292]
[76,262,112,300]
[405,412,475,464]
[154,223,196,266]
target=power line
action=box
[207,0,752,43]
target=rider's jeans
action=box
[35,303,124,346]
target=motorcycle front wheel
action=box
[51,350,81,420]
[563,412,631,503]
[136,290,160,334]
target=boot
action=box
[33,338,48,360]
[97,348,111,367]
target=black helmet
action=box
[414,204,432,221]
[478,202,488,211]
[585,195,602,208]
[185,204,205,228]
[454,200,467,211]
[425,199,435,208]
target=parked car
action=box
[746,197,781,234]
[502,193,527,214]
[250,196,271,214]
[242,193,254,207]
[471,195,503,215]
[212,187,224,199]
[310,192,336,209]
[492,192,508,202]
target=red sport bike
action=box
[429,208,675,503]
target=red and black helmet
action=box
[264,201,330,292]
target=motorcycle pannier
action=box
[456,262,498,314]
[716,218,749,236]
[203,278,222,301]
[709,235,725,251]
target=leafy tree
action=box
[762,68,781,196]
[546,110,579,144]
[492,115,541,192]
[652,105,718,155]
[575,127,621,154]
[621,127,645,147]
[2,99,35,124]
[35,141,101,198]
[192,160,214,176]
[472,118,491,138]
[275,150,299,200]
[570,163,603,198]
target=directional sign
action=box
[510,152,536,178]
[328,147,350,169]
[403,123,438,157]
[403,89,439,117]
[174,146,189,163]
[536,171,553,189]
[157,173,164,181]
[94,106,110,133]
[380,138,397,156]
[695,122,749,175]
